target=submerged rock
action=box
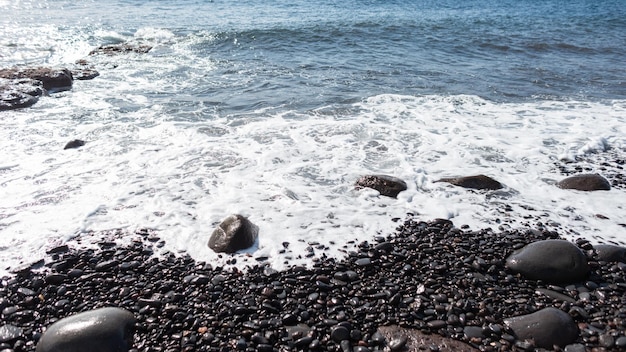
[355,174,407,198]
[36,307,136,352]
[506,239,589,283]
[435,174,503,190]
[208,214,259,253]
[504,307,578,348]
[557,173,610,191]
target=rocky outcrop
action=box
[89,43,152,56]
[557,173,611,191]
[504,307,578,348]
[0,67,73,91]
[506,239,589,283]
[0,78,45,111]
[36,307,136,352]
[435,174,503,190]
[208,214,259,253]
[355,174,407,198]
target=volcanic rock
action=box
[377,326,479,352]
[355,174,407,198]
[504,307,578,348]
[0,67,73,91]
[36,307,136,352]
[557,173,611,191]
[506,239,589,283]
[435,174,503,190]
[208,214,259,253]
[64,139,86,150]
[89,43,152,56]
[0,78,45,111]
[594,244,626,262]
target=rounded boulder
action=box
[594,244,626,262]
[435,174,503,190]
[208,214,259,253]
[36,307,136,352]
[557,174,610,191]
[506,239,589,283]
[504,307,578,348]
[355,174,407,198]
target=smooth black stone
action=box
[331,326,350,343]
[388,336,407,351]
[504,307,579,348]
[0,325,22,343]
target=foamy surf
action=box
[1,91,625,275]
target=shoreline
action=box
[1,217,625,351]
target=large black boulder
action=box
[504,307,578,348]
[557,173,610,191]
[434,174,503,190]
[208,214,259,253]
[506,239,589,283]
[36,307,136,352]
[355,174,407,198]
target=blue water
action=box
[1,0,626,271]
[3,0,626,111]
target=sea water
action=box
[1,0,625,274]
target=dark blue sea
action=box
[1,0,625,271]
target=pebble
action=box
[0,219,624,352]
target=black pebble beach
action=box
[2,217,626,352]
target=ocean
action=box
[1,0,625,274]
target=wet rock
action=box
[208,214,258,253]
[506,239,589,283]
[0,67,73,91]
[557,173,610,191]
[594,244,626,262]
[355,174,407,198]
[0,324,23,343]
[504,307,578,348]
[89,43,152,56]
[0,78,45,111]
[434,174,503,190]
[70,60,100,80]
[36,307,136,352]
[377,326,479,352]
[64,139,86,150]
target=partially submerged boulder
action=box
[208,214,259,253]
[504,307,578,348]
[0,78,45,111]
[0,67,73,91]
[355,174,407,198]
[435,174,503,190]
[557,173,610,191]
[506,239,589,283]
[36,307,136,352]
[89,43,152,56]
[64,139,86,150]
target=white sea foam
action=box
[2,88,625,275]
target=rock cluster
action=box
[2,219,625,352]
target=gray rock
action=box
[0,78,45,111]
[0,67,73,91]
[355,174,407,198]
[0,324,23,343]
[36,307,136,352]
[435,174,503,190]
[594,244,626,262]
[504,307,578,348]
[506,239,589,283]
[208,214,258,253]
[557,173,610,191]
